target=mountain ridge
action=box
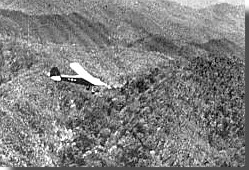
[0,0,245,52]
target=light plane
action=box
[47,62,111,92]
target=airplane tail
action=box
[50,67,61,81]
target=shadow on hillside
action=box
[127,34,180,56]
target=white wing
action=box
[70,62,108,86]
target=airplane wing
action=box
[70,62,108,87]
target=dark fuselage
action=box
[61,76,94,87]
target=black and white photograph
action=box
[0,0,245,167]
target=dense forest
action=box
[0,0,245,167]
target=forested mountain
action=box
[0,0,245,167]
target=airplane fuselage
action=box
[60,75,94,87]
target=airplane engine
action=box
[50,67,61,81]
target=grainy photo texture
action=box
[0,0,245,167]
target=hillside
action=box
[198,3,245,48]
[0,39,245,166]
[0,0,245,49]
[0,0,245,167]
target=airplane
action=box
[47,62,111,92]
